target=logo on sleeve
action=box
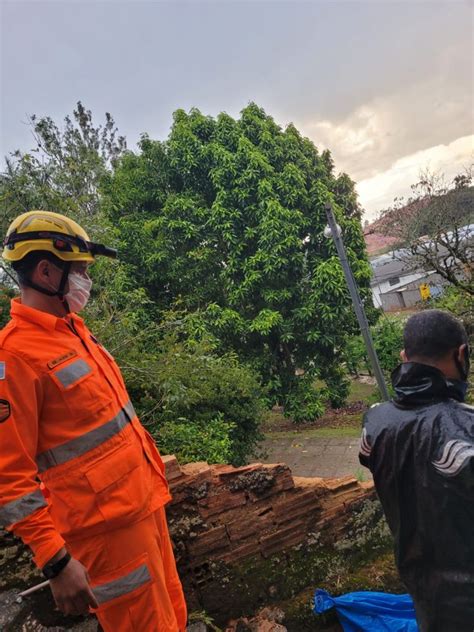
[359,428,372,458]
[0,399,11,423]
[432,440,474,477]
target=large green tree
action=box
[103,104,373,418]
[0,103,265,463]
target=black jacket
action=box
[360,362,474,632]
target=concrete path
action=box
[260,435,371,480]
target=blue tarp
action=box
[313,589,419,632]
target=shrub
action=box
[345,316,405,377]
[98,317,265,465]
[371,316,405,374]
[428,287,474,402]
[344,335,367,376]
[282,375,325,423]
[427,286,473,342]
[156,414,235,464]
[0,287,16,329]
[320,362,351,409]
[149,340,266,465]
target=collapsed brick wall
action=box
[0,458,377,630]
[163,456,375,617]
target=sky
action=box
[0,0,472,221]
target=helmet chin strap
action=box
[23,262,72,313]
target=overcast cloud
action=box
[0,0,472,220]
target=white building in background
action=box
[369,223,473,311]
[370,253,444,310]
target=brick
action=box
[273,489,321,524]
[248,468,294,502]
[292,475,325,486]
[260,521,307,557]
[322,475,358,492]
[225,518,258,542]
[198,491,247,518]
[216,540,263,564]
[170,465,212,502]
[262,463,292,475]
[180,461,212,477]
[226,509,276,542]
[162,455,183,481]
[319,487,372,513]
[216,463,264,479]
[188,525,230,558]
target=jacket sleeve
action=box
[431,406,474,493]
[359,406,380,470]
[0,349,65,568]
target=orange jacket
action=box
[0,299,170,568]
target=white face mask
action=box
[64,272,92,313]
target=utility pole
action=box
[325,203,390,401]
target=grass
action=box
[354,467,368,482]
[265,426,361,440]
[262,409,364,435]
[383,308,417,322]
[263,377,377,435]
[346,379,377,404]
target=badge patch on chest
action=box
[0,399,11,423]
[47,351,78,370]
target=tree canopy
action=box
[0,103,266,462]
[102,104,373,417]
[0,102,125,226]
[1,101,374,425]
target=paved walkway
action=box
[260,436,371,480]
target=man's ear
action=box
[458,343,468,363]
[400,349,408,362]
[35,259,51,279]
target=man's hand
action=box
[49,556,99,615]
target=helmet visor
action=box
[4,230,117,259]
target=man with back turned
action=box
[360,309,473,631]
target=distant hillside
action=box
[363,186,474,257]
[363,220,399,257]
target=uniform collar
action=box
[391,361,467,405]
[10,298,85,332]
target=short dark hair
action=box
[11,251,65,287]
[404,309,468,360]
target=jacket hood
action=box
[391,362,467,406]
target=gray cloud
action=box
[1,0,472,218]
[298,29,472,182]
[300,76,471,183]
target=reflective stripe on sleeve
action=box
[93,562,151,605]
[36,401,137,473]
[0,489,47,527]
[54,359,92,387]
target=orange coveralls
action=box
[0,299,187,631]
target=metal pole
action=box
[325,203,390,401]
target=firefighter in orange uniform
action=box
[0,211,187,631]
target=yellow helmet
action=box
[2,210,117,263]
